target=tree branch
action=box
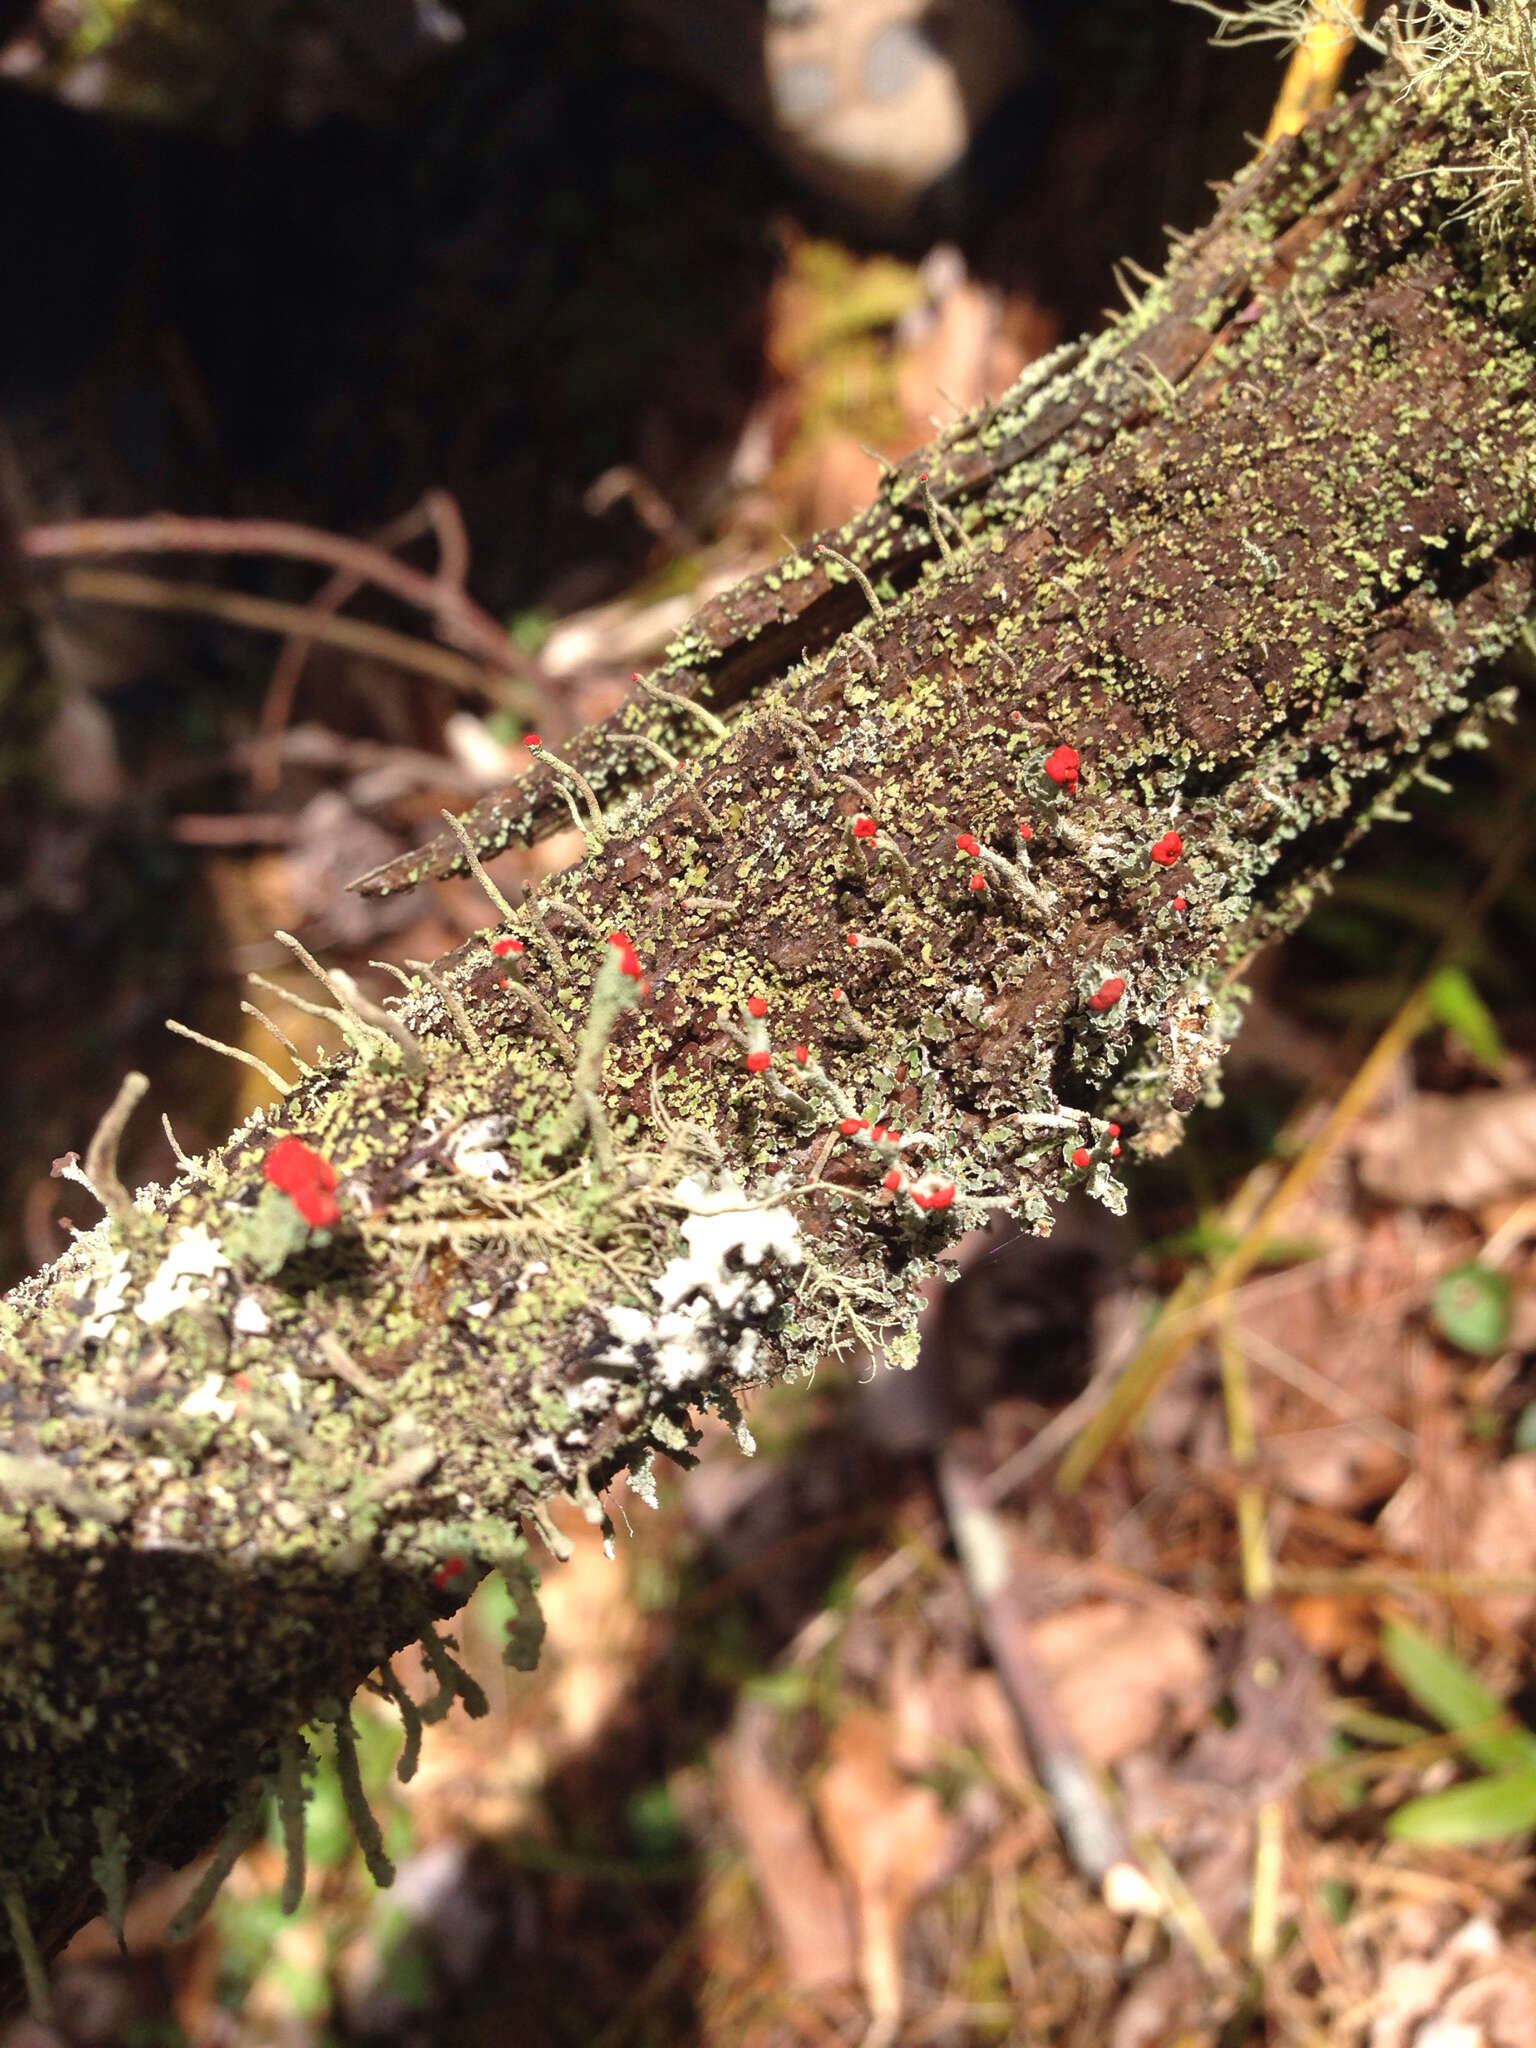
[4,48,1535,2013]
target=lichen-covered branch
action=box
[4,39,1536,2014]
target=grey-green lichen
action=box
[5,30,1536,2012]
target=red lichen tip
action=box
[1045,743,1080,791]
[1019,823,1034,842]
[1072,1146,1092,1170]
[491,936,526,957]
[955,832,981,857]
[852,815,878,839]
[882,1168,905,1193]
[433,1556,467,1590]
[1173,894,1189,912]
[525,732,543,750]
[846,931,861,947]
[1107,1122,1122,1137]
[263,1136,340,1229]
[1151,830,1184,867]
[794,1044,810,1064]
[831,987,846,1002]
[1088,975,1127,1013]
[839,1117,869,1136]
[607,931,645,980]
[746,995,768,1018]
[745,1049,772,1073]
[1008,710,1023,725]
[968,872,987,892]
[886,1128,902,1142]
[911,1177,956,1212]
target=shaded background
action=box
[7,5,1536,2045]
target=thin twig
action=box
[255,496,437,790]
[55,568,535,715]
[24,511,521,670]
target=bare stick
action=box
[255,496,437,790]
[938,1441,1129,1887]
[24,511,522,672]
[56,568,534,714]
[423,487,471,593]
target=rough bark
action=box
[4,50,1536,2011]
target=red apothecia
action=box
[263,1137,340,1229]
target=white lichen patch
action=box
[232,1295,270,1336]
[136,1225,231,1326]
[596,1176,803,1393]
[447,1117,513,1183]
[81,1248,133,1344]
[178,1373,236,1423]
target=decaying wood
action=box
[4,44,1536,2012]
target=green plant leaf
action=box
[1388,1768,1536,1845]
[1433,1264,1512,1357]
[1426,965,1507,1072]
[1382,1619,1536,1774]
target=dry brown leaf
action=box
[813,1710,957,2039]
[1465,1454,1536,1631]
[1262,1422,1410,1515]
[1366,1915,1535,2048]
[806,428,889,535]
[717,1713,855,1994]
[1029,1603,1212,1769]
[1355,1088,1536,1211]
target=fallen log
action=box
[4,12,1535,2011]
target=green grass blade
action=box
[1388,1768,1536,1846]
[1381,1619,1536,1774]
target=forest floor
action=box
[7,7,1536,2044]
